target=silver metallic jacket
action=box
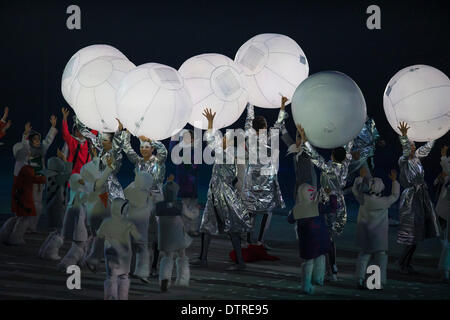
[397,135,439,245]
[349,117,380,175]
[76,118,125,200]
[241,104,285,212]
[303,140,353,235]
[200,130,252,235]
[116,130,167,193]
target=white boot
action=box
[0,217,18,244]
[312,255,326,286]
[84,236,104,272]
[134,243,150,279]
[8,217,31,245]
[374,251,388,286]
[104,279,118,300]
[300,260,314,295]
[118,276,130,300]
[159,256,174,288]
[58,242,85,271]
[356,252,371,288]
[39,231,60,258]
[175,256,190,287]
[40,232,64,260]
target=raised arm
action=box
[75,116,101,151]
[94,160,113,191]
[119,130,140,165]
[272,96,289,131]
[416,140,435,159]
[41,115,58,154]
[152,140,168,164]
[366,170,400,210]
[244,103,255,132]
[61,108,76,145]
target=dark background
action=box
[0,0,448,215]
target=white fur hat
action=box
[111,198,128,217]
[370,177,385,194]
[80,160,101,183]
[12,142,29,162]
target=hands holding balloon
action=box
[202,108,216,130]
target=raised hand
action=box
[359,166,368,178]
[138,135,152,143]
[167,174,175,182]
[50,115,57,127]
[397,121,410,136]
[296,123,307,142]
[2,107,9,121]
[24,122,32,134]
[61,108,70,121]
[106,155,114,169]
[91,145,98,158]
[280,96,289,110]
[202,108,216,130]
[441,145,448,157]
[388,169,397,181]
[2,120,12,132]
[116,118,124,131]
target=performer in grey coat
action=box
[396,121,440,274]
[192,109,252,271]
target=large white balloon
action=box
[116,63,193,140]
[383,65,450,142]
[70,56,135,132]
[292,71,367,149]
[178,54,248,130]
[235,33,309,109]
[61,44,127,107]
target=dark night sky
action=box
[0,0,449,210]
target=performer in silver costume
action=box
[298,124,353,281]
[396,121,440,274]
[192,108,252,271]
[114,119,168,279]
[242,99,286,247]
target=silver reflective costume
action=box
[348,117,380,176]
[116,130,167,193]
[241,104,285,212]
[76,118,124,200]
[303,140,353,235]
[200,130,252,235]
[397,135,439,245]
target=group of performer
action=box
[0,97,448,298]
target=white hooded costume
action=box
[97,198,140,300]
[123,171,154,279]
[352,176,400,287]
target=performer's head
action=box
[331,147,346,163]
[72,123,84,140]
[139,139,154,160]
[29,130,41,148]
[252,115,267,134]
[100,133,114,151]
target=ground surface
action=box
[0,213,449,300]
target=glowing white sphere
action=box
[116,63,193,140]
[292,71,367,149]
[61,44,127,107]
[383,65,450,142]
[235,33,309,109]
[179,53,248,130]
[69,56,135,132]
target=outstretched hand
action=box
[138,135,152,143]
[2,107,9,121]
[116,118,124,131]
[280,96,289,110]
[24,122,32,134]
[167,174,175,182]
[388,169,397,181]
[50,115,57,128]
[202,108,216,130]
[359,167,368,178]
[397,121,410,136]
[61,108,70,121]
[2,120,12,132]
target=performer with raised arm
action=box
[0,107,12,140]
[396,121,440,274]
[114,118,168,278]
[242,98,286,248]
[297,123,353,281]
[192,108,252,271]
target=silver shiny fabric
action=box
[200,130,252,235]
[397,135,440,245]
[116,130,167,193]
[76,118,125,200]
[303,140,353,235]
[241,104,285,213]
[348,117,380,176]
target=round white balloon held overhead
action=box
[292,71,367,149]
[116,63,193,141]
[383,64,450,142]
[235,33,309,109]
[70,56,135,132]
[61,44,128,108]
[179,53,248,130]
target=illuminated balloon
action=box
[292,71,367,149]
[235,33,309,109]
[61,44,127,106]
[179,53,248,130]
[116,63,193,140]
[69,56,135,132]
[383,65,450,142]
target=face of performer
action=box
[102,136,113,151]
[31,135,41,148]
[140,144,154,160]
[74,128,84,140]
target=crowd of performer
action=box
[0,99,448,298]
